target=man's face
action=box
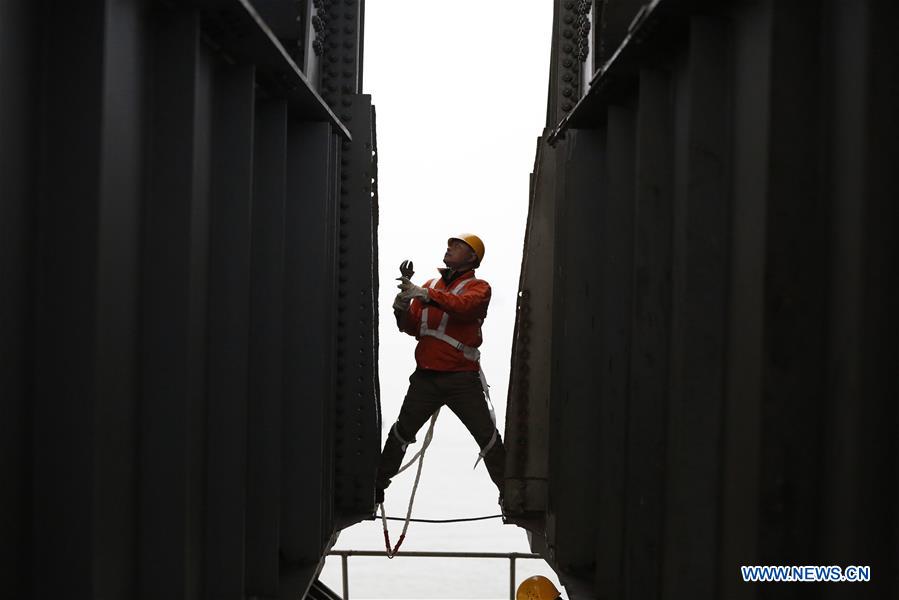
[443,239,476,270]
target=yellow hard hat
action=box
[448,233,485,266]
[516,576,561,600]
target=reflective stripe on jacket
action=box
[397,269,491,371]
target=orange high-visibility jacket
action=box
[396,269,491,372]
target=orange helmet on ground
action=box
[448,233,485,266]
[516,575,562,600]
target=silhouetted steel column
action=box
[662,16,731,599]
[622,66,674,599]
[139,9,212,600]
[819,3,899,598]
[34,1,146,598]
[593,104,635,600]
[205,63,256,600]
[505,134,558,516]
[333,95,381,525]
[754,1,830,572]
[546,130,605,576]
[281,120,337,568]
[1,0,38,595]
[718,6,770,597]
[246,98,289,598]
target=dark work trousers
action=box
[376,368,506,497]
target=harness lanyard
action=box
[380,409,439,558]
[474,366,497,468]
[419,278,497,467]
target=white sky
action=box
[319,2,560,598]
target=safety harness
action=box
[419,277,497,466]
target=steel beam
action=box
[282,120,337,564]
[32,3,107,593]
[139,10,212,600]
[193,0,350,138]
[333,94,380,525]
[205,63,256,600]
[93,1,147,597]
[661,16,730,599]
[548,0,592,125]
[4,1,377,598]
[819,4,870,590]
[756,0,828,569]
[505,134,558,519]
[32,1,146,597]
[621,66,674,599]
[717,4,770,597]
[523,1,899,598]
[245,98,289,598]
[592,104,635,600]
[547,129,606,578]
[0,0,38,594]
[820,2,899,597]
[850,1,899,593]
[319,0,364,106]
[595,0,645,64]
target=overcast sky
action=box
[319,2,560,598]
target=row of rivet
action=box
[559,0,592,112]
[512,289,532,470]
[334,82,375,508]
[575,0,592,62]
[311,0,330,56]
[335,128,350,477]
[320,0,359,113]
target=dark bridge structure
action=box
[504,0,897,599]
[3,1,898,600]
[2,1,379,598]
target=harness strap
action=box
[421,329,481,361]
[419,279,436,337]
[473,366,497,468]
[390,421,413,451]
[419,277,481,361]
[418,275,497,468]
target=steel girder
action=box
[0,1,378,598]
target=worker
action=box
[516,576,563,600]
[374,233,505,505]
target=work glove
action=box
[392,292,410,311]
[397,279,429,302]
